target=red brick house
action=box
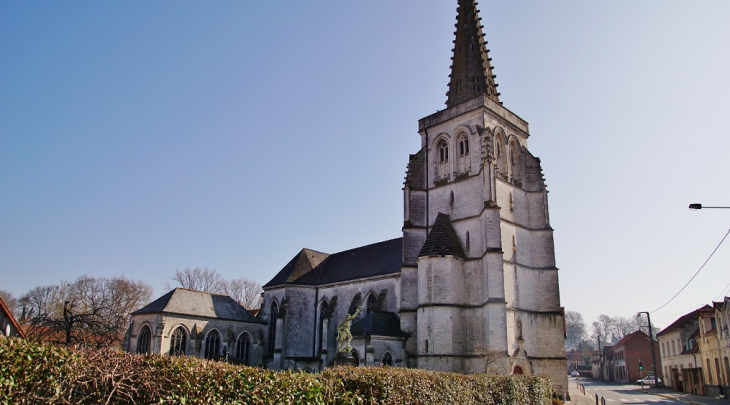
[612,330,663,383]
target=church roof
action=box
[351,311,408,338]
[418,213,465,258]
[446,0,500,107]
[264,238,403,288]
[132,288,264,323]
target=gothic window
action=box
[317,301,327,355]
[381,352,393,366]
[137,325,151,354]
[366,293,377,314]
[204,329,221,360]
[268,301,278,355]
[169,327,186,356]
[438,140,449,162]
[509,141,521,180]
[459,136,469,156]
[236,332,251,365]
[349,293,362,315]
[495,134,507,175]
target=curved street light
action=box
[688,203,730,210]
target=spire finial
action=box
[446,0,500,108]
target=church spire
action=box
[446,0,500,108]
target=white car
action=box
[570,371,580,377]
[636,376,661,385]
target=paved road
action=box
[568,377,729,405]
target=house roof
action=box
[613,330,652,348]
[264,238,403,288]
[656,306,708,338]
[132,288,264,323]
[0,296,25,339]
[350,311,408,338]
[418,213,465,258]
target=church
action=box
[261,0,567,393]
[126,0,567,394]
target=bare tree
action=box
[0,289,19,318]
[565,310,587,350]
[165,267,225,293]
[19,275,152,347]
[474,343,503,373]
[613,316,642,340]
[224,278,263,310]
[592,314,616,343]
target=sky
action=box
[2,1,729,334]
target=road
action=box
[568,377,729,405]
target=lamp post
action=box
[637,312,658,389]
[688,203,730,210]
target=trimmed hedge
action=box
[0,339,552,404]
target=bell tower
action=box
[400,0,567,393]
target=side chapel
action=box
[261,0,567,393]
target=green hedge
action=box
[0,339,552,404]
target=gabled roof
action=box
[613,330,652,348]
[351,311,408,338]
[132,288,263,323]
[0,296,25,339]
[264,238,403,288]
[419,213,465,258]
[656,306,707,338]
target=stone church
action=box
[261,0,567,393]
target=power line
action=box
[651,229,730,314]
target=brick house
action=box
[612,330,662,383]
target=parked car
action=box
[636,376,661,385]
[570,371,580,377]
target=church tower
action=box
[400,0,567,391]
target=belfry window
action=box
[438,141,449,162]
[459,136,469,156]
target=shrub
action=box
[0,339,552,404]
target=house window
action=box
[169,327,186,356]
[137,325,151,354]
[236,332,251,365]
[204,330,221,360]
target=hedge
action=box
[0,339,553,404]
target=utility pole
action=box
[596,333,603,381]
[637,311,658,388]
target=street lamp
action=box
[689,203,730,210]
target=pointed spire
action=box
[446,0,500,108]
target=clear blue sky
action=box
[2,1,729,332]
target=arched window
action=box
[366,293,377,314]
[137,325,151,354]
[459,135,469,156]
[204,329,221,360]
[169,327,187,356]
[495,134,507,175]
[268,302,278,355]
[509,141,520,180]
[381,352,393,366]
[236,332,251,365]
[348,293,362,315]
[438,140,449,162]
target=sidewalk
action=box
[636,386,729,405]
[567,381,599,405]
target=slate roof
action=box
[418,213,465,258]
[350,311,408,338]
[264,238,403,288]
[132,288,264,323]
[656,305,709,338]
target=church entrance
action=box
[513,366,523,374]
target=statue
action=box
[337,306,362,353]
